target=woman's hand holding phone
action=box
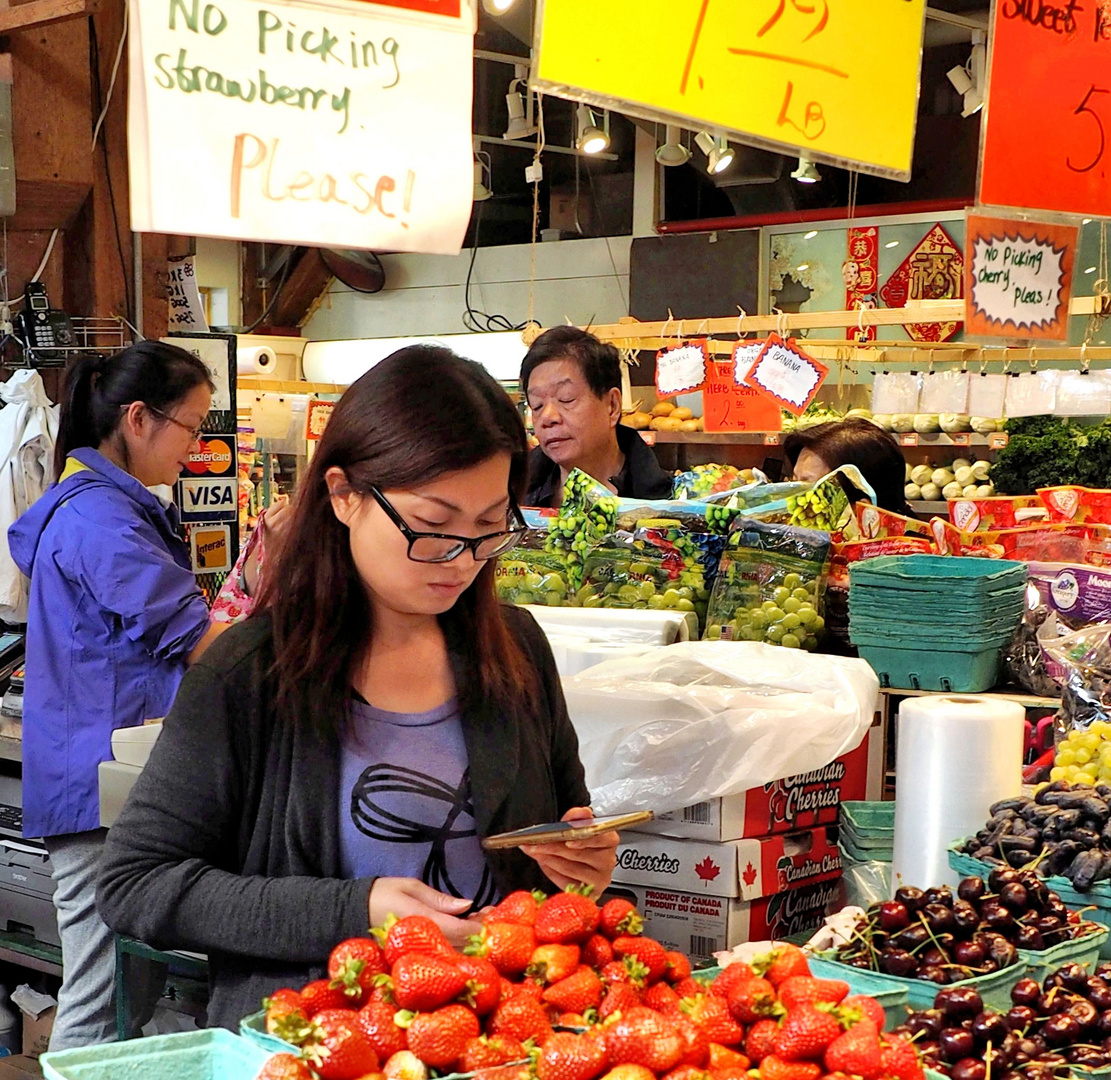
[367,878,484,947]
[520,806,619,894]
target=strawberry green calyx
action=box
[369,913,398,947]
[328,959,368,999]
[271,1012,314,1047]
[617,910,643,936]
[459,978,483,1009]
[463,933,488,958]
[393,1009,417,1030]
[621,955,650,989]
[565,883,595,898]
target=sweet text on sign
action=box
[964,214,1078,340]
[742,333,828,416]
[534,0,927,179]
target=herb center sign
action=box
[128,0,475,252]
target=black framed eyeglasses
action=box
[370,486,527,564]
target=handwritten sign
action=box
[703,346,783,433]
[980,1,1111,217]
[742,333,828,416]
[965,214,1078,341]
[167,255,209,332]
[128,0,474,252]
[655,341,708,397]
[306,399,335,440]
[533,0,927,179]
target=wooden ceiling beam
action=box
[0,0,98,36]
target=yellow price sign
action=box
[533,0,927,180]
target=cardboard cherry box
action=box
[607,825,842,961]
[634,736,869,842]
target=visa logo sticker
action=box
[179,478,238,521]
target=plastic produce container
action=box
[807,957,908,1029]
[241,1010,297,1055]
[41,1029,272,1080]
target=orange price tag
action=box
[703,349,783,434]
[764,434,780,446]
[990,432,1010,449]
[639,431,656,446]
[950,433,972,447]
[900,433,919,447]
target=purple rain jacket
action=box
[9,447,210,838]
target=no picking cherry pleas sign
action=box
[127,0,475,252]
[964,214,1078,341]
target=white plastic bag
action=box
[967,373,1008,419]
[562,641,879,815]
[871,372,921,415]
[1054,370,1111,417]
[1005,371,1059,417]
[918,370,970,414]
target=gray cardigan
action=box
[96,607,589,1030]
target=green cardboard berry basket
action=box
[241,1009,297,1055]
[949,839,1111,960]
[41,1029,272,1080]
[853,640,1005,693]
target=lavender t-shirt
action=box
[338,696,497,909]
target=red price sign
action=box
[980,2,1111,216]
[703,355,783,434]
[900,433,919,447]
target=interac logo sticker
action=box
[191,525,232,573]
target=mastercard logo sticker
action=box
[186,438,233,476]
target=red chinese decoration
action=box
[879,223,964,342]
[844,226,879,343]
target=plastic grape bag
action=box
[1043,623,1111,736]
[536,470,620,591]
[967,373,1008,419]
[562,641,879,815]
[740,465,875,533]
[704,520,831,648]
[672,464,766,501]
[495,516,574,607]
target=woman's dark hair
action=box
[783,417,913,516]
[259,345,534,733]
[520,326,622,399]
[54,341,215,478]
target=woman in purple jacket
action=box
[8,342,230,1049]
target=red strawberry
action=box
[778,977,850,1011]
[675,1017,710,1067]
[756,945,811,988]
[402,1004,480,1070]
[665,952,692,984]
[746,1018,780,1065]
[488,993,554,1046]
[382,1049,429,1080]
[599,898,643,940]
[264,989,306,1035]
[537,1031,611,1080]
[467,922,538,977]
[599,982,642,1020]
[301,979,353,1019]
[824,1019,883,1080]
[529,944,583,985]
[305,1008,380,1080]
[473,1065,530,1080]
[328,937,388,1003]
[601,959,648,990]
[456,954,502,1016]
[706,1044,749,1070]
[662,1067,709,1080]
[391,952,469,1012]
[460,1034,528,1072]
[842,995,886,1030]
[709,963,755,1000]
[544,967,605,1014]
[711,1068,750,1080]
[256,1053,316,1080]
[673,978,706,1000]
[643,981,682,1015]
[536,887,602,945]
[583,934,615,969]
[679,996,744,1046]
[612,937,669,984]
[378,915,455,965]
[879,1034,925,1080]
[605,1006,684,1073]
[759,1056,822,1080]
[488,890,545,926]
[600,1067,656,1080]
[773,1005,841,1062]
[355,998,408,1062]
[726,977,777,1023]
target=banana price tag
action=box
[741,333,829,417]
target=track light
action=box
[948,33,986,117]
[694,131,734,174]
[504,79,536,140]
[655,125,691,167]
[791,156,822,184]
[576,105,610,154]
[482,0,516,13]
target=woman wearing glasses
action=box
[8,341,243,1048]
[96,345,617,1032]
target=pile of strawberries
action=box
[255,887,926,1080]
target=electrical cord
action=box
[462,197,528,333]
[91,1,126,152]
[243,253,292,333]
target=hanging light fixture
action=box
[791,156,822,183]
[655,125,691,167]
[473,158,492,202]
[482,0,516,13]
[576,105,610,154]
[947,31,986,117]
[694,131,734,174]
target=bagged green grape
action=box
[576,525,713,629]
[495,514,574,607]
[614,498,742,538]
[705,520,832,649]
[740,465,873,533]
[540,469,620,590]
